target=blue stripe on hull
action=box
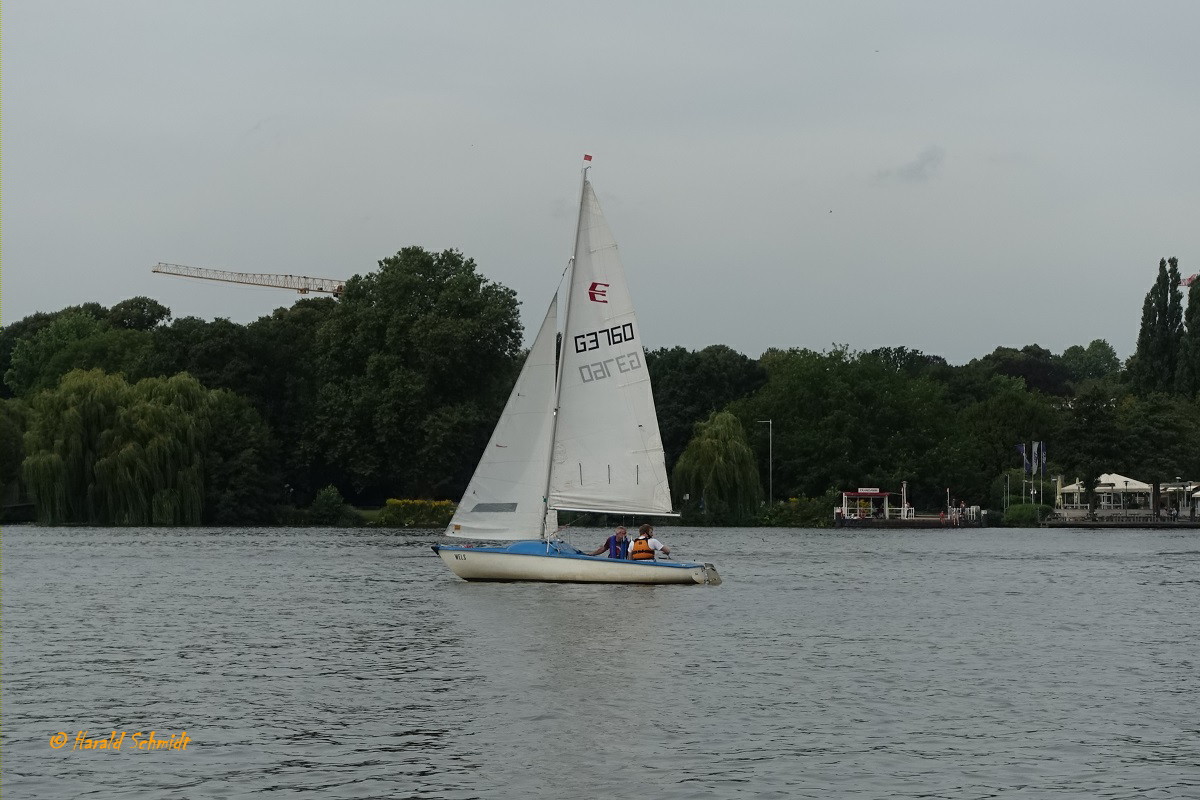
[433,539,705,570]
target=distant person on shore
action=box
[588,526,630,559]
[629,524,670,561]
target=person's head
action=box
[615,526,627,539]
[638,523,652,538]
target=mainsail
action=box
[446,297,558,539]
[547,181,673,516]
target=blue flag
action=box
[1017,443,1030,475]
[1040,441,1047,476]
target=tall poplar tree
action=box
[1176,274,1200,397]
[1131,257,1184,393]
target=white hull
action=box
[435,546,720,585]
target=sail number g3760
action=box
[579,351,642,383]
[574,323,636,353]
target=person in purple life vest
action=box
[587,526,630,559]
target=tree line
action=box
[2,248,1198,526]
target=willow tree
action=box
[672,411,761,524]
[21,369,275,525]
[22,369,130,523]
[0,399,27,504]
[91,373,209,525]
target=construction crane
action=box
[152,262,346,298]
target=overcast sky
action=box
[4,1,1198,364]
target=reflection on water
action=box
[3,525,1199,798]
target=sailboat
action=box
[433,167,720,585]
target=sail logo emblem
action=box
[588,282,609,303]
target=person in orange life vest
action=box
[629,524,670,561]
[587,526,630,558]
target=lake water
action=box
[3,525,1198,799]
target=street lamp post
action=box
[757,419,773,506]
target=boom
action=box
[152,262,346,297]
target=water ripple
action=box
[3,525,1199,798]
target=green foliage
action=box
[1117,393,1200,482]
[1002,503,1051,527]
[730,345,956,509]
[307,485,361,526]
[866,346,949,376]
[21,369,276,525]
[992,468,1032,511]
[1131,257,1184,394]
[108,297,171,331]
[647,344,767,472]
[22,369,134,524]
[2,305,162,399]
[948,375,1059,503]
[0,399,27,503]
[6,313,136,396]
[138,316,258,395]
[972,344,1073,396]
[199,388,281,524]
[673,411,761,524]
[373,498,456,528]
[244,299,339,498]
[1176,279,1200,397]
[305,247,523,501]
[760,490,841,527]
[1060,340,1120,384]
[1052,379,1124,487]
[0,305,111,398]
[126,299,336,502]
[9,248,1200,529]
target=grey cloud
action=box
[877,146,946,183]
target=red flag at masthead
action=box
[583,153,593,162]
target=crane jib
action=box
[151,262,346,297]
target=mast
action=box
[539,163,591,540]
